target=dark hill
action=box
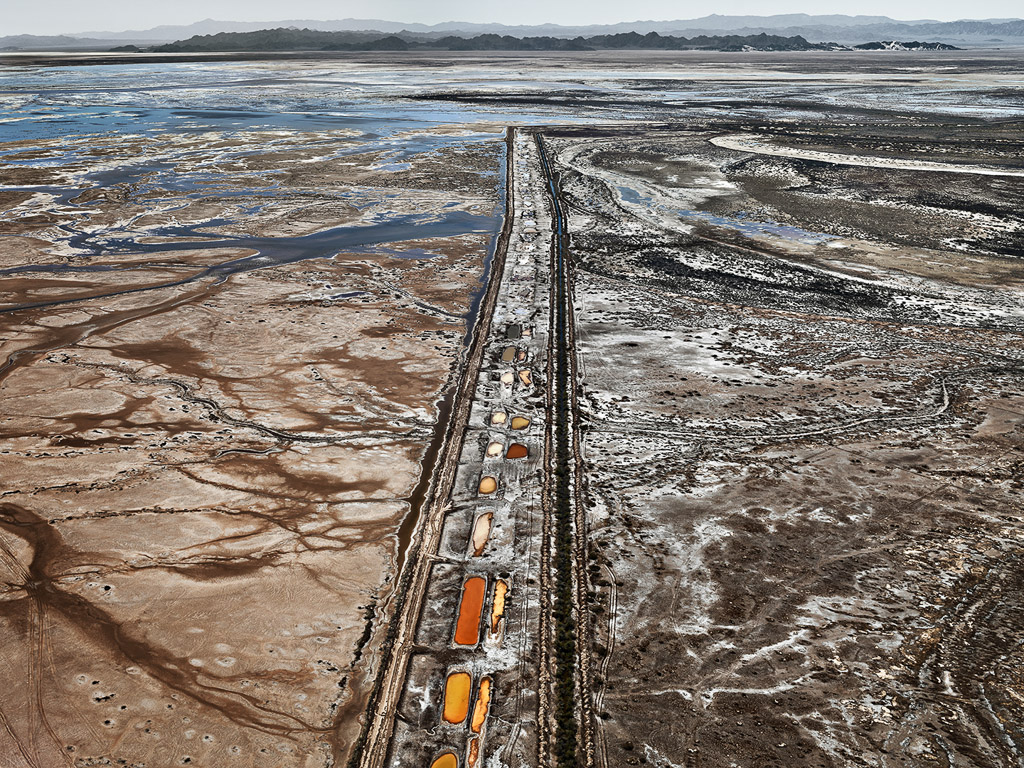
[153,28,832,52]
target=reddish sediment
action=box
[505,443,528,459]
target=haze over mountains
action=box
[3,14,1023,50]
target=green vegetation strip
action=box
[537,134,581,768]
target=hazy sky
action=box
[8,0,1021,35]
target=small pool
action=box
[490,580,508,636]
[505,444,528,459]
[431,752,458,768]
[442,672,471,724]
[471,676,492,734]
[470,512,492,557]
[454,576,487,646]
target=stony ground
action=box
[543,118,1024,768]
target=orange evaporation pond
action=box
[518,370,532,386]
[500,371,515,385]
[501,346,516,363]
[467,738,480,768]
[471,677,492,734]
[431,752,458,768]
[485,441,503,458]
[454,577,486,645]
[517,349,528,363]
[510,416,531,430]
[442,672,471,724]
[490,411,507,425]
[471,513,492,557]
[478,476,497,495]
[505,443,528,459]
[490,579,508,635]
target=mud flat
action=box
[542,117,1024,768]
[0,112,504,765]
[3,50,1024,768]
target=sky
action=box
[6,0,1021,36]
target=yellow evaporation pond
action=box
[467,738,480,768]
[431,753,458,768]
[478,476,497,495]
[490,411,507,425]
[510,416,531,430]
[501,346,516,363]
[443,672,472,724]
[485,441,503,458]
[518,370,532,386]
[490,580,508,635]
[500,371,515,385]
[471,677,492,734]
[471,513,492,557]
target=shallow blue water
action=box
[0,61,531,322]
[616,183,836,245]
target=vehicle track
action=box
[594,561,618,768]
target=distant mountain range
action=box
[76,15,947,40]
[149,30,858,54]
[1,14,1022,51]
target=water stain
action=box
[0,503,319,737]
